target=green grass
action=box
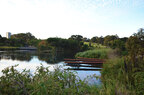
[84,42,106,48]
[78,42,109,59]
[0,46,19,50]
[101,58,132,95]
[75,48,111,59]
[101,57,144,95]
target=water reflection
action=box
[0,50,102,84]
[0,50,35,62]
[0,50,67,63]
[0,56,61,76]
[66,63,102,71]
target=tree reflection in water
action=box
[0,50,76,63]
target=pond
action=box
[0,50,102,85]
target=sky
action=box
[0,0,144,39]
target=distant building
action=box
[6,32,11,39]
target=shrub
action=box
[0,65,101,95]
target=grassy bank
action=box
[0,46,19,50]
[75,43,144,95]
[75,48,111,59]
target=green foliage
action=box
[91,36,104,45]
[0,32,39,47]
[0,65,101,95]
[104,35,119,46]
[38,40,53,50]
[47,37,88,52]
[0,34,2,38]
[101,58,135,95]
[126,29,144,66]
[100,29,144,95]
[84,42,106,48]
[0,65,32,95]
[75,48,111,59]
[11,32,37,46]
[69,35,83,42]
[0,37,7,46]
[101,56,144,95]
[91,36,98,42]
[11,32,35,41]
[133,28,144,40]
[90,35,128,56]
[126,36,141,63]
[82,37,90,42]
[1,29,144,94]
[28,39,41,47]
[133,72,144,95]
[0,46,19,50]
[108,39,128,56]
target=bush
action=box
[0,65,101,95]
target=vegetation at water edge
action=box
[75,48,111,59]
[0,65,101,95]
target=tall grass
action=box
[101,58,133,95]
[101,57,144,95]
[75,48,111,59]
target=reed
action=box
[75,48,111,59]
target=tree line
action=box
[0,28,143,56]
[0,32,40,47]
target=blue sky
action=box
[0,0,144,39]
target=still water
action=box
[0,50,102,84]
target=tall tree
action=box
[69,35,83,42]
[11,32,36,46]
[104,35,119,46]
[91,36,98,43]
[133,28,144,40]
[83,37,90,42]
[0,35,2,39]
[126,28,144,65]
